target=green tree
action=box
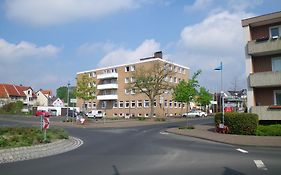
[74,74,96,111]
[173,70,201,113]
[196,87,212,112]
[56,86,76,105]
[130,62,174,117]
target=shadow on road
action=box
[223,167,246,175]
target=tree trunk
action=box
[150,98,154,118]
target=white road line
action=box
[159,131,169,135]
[254,160,268,170]
[236,148,248,153]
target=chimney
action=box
[154,51,162,59]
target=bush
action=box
[256,124,281,136]
[0,101,23,114]
[179,125,195,129]
[214,112,258,135]
[154,118,166,122]
[138,117,147,121]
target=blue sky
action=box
[0,0,280,94]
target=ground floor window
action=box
[137,100,142,108]
[119,101,124,108]
[131,100,136,108]
[125,101,130,108]
[144,100,150,108]
[274,90,281,105]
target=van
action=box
[86,110,104,118]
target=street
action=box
[0,115,281,175]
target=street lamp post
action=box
[66,81,70,121]
[215,62,224,125]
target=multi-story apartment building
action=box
[76,51,189,118]
[242,11,281,121]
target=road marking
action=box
[254,160,268,170]
[236,148,248,153]
[159,131,169,135]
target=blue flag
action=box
[214,62,222,71]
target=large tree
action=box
[130,61,174,117]
[173,70,201,113]
[74,74,96,111]
[196,87,212,112]
[56,86,76,106]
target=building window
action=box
[88,102,92,108]
[131,100,136,108]
[169,100,172,108]
[113,113,118,117]
[179,67,182,73]
[274,90,281,105]
[101,101,107,109]
[93,102,96,108]
[113,101,118,108]
[119,113,124,117]
[154,100,157,107]
[131,89,136,94]
[125,66,130,72]
[174,77,177,83]
[270,26,280,38]
[131,77,135,83]
[145,114,149,117]
[125,101,130,108]
[144,100,150,108]
[174,102,177,108]
[170,77,173,82]
[138,113,142,117]
[164,100,167,107]
[125,77,130,83]
[272,57,281,71]
[119,101,124,108]
[125,89,130,94]
[131,65,135,71]
[137,100,143,108]
[174,66,177,72]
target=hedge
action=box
[214,112,258,135]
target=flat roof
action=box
[242,11,281,27]
[77,58,190,75]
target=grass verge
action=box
[256,124,281,136]
[0,127,69,149]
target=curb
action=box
[0,137,83,164]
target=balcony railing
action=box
[247,37,281,56]
[97,84,118,90]
[249,71,281,87]
[251,106,281,120]
[97,73,118,79]
[97,94,118,100]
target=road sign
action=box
[70,99,77,103]
[43,117,50,129]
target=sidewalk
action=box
[166,125,281,147]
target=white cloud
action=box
[0,39,60,64]
[77,41,118,56]
[175,11,254,91]
[184,0,214,12]
[4,0,141,26]
[98,39,161,67]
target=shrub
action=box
[179,125,195,129]
[214,112,258,135]
[154,118,166,122]
[138,117,147,121]
[256,124,281,136]
[0,101,23,114]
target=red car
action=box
[35,110,51,117]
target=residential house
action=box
[0,84,36,112]
[242,11,281,121]
[76,51,190,118]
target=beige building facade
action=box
[242,11,281,120]
[76,52,190,118]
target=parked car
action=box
[182,110,207,118]
[35,110,51,117]
[86,110,104,118]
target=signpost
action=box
[40,116,50,141]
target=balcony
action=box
[247,37,281,56]
[97,73,118,79]
[97,84,118,90]
[97,94,118,100]
[249,71,281,87]
[251,106,281,120]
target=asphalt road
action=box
[0,115,281,175]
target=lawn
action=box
[0,127,69,149]
[256,124,281,136]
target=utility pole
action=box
[66,81,70,121]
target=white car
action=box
[182,110,207,118]
[86,110,104,118]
